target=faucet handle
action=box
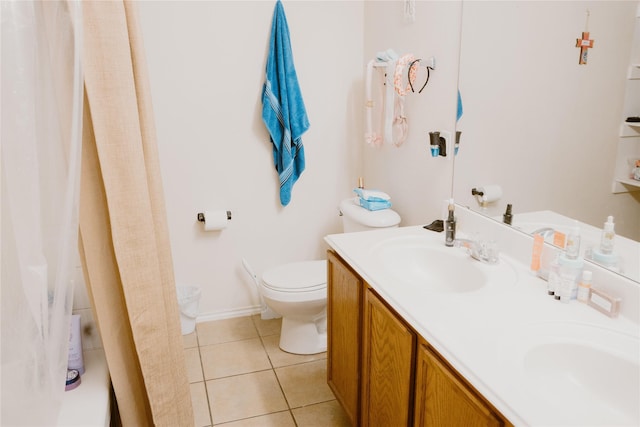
[478,239,499,264]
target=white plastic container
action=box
[177,285,201,335]
[577,270,592,303]
[558,254,584,302]
[68,314,84,374]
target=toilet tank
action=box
[339,198,401,232]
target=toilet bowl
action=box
[261,260,327,354]
[244,197,400,355]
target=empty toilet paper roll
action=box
[200,210,231,231]
[477,185,503,203]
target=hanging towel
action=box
[262,0,310,206]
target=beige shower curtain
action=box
[78,2,193,425]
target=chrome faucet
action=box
[531,227,555,239]
[453,238,499,264]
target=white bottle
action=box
[577,270,592,303]
[558,253,583,302]
[68,314,84,375]
[565,220,581,260]
[600,216,615,255]
[547,255,561,297]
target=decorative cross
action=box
[576,31,594,65]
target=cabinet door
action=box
[327,250,362,426]
[414,343,506,427]
[361,288,415,427]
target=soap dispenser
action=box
[444,199,456,247]
[503,204,513,225]
[445,200,456,247]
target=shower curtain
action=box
[1,1,83,424]
[80,2,193,425]
[2,1,192,425]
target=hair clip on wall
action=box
[408,56,435,94]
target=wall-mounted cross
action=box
[576,31,594,65]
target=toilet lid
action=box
[262,260,327,292]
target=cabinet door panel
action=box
[327,251,362,426]
[414,344,504,427]
[362,289,415,427]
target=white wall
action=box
[137,1,640,320]
[138,1,364,318]
[361,1,462,226]
[454,1,640,240]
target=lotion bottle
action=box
[600,216,615,254]
[565,220,581,260]
[577,270,592,303]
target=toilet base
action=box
[279,315,327,355]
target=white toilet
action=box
[245,198,401,355]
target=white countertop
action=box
[325,224,640,426]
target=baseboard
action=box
[196,305,263,323]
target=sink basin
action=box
[513,321,640,424]
[369,236,516,293]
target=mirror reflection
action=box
[454,1,640,281]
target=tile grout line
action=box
[252,315,300,426]
[194,329,214,427]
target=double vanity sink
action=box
[325,220,639,426]
[369,235,517,293]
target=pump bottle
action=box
[445,201,456,247]
[600,216,615,255]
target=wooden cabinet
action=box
[361,288,415,427]
[414,342,509,427]
[327,250,512,427]
[327,250,362,426]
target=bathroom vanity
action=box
[327,250,510,426]
[325,207,640,426]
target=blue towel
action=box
[262,0,310,206]
[358,198,392,211]
[456,90,463,121]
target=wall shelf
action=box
[612,14,640,193]
[613,177,640,193]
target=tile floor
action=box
[183,315,351,427]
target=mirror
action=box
[453,1,640,282]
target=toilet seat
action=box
[262,260,326,293]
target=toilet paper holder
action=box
[197,211,232,222]
[471,185,502,205]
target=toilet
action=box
[246,197,401,355]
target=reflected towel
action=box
[262,0,310,206]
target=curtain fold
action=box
[1,1,83,424]
[79,2,193,425]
